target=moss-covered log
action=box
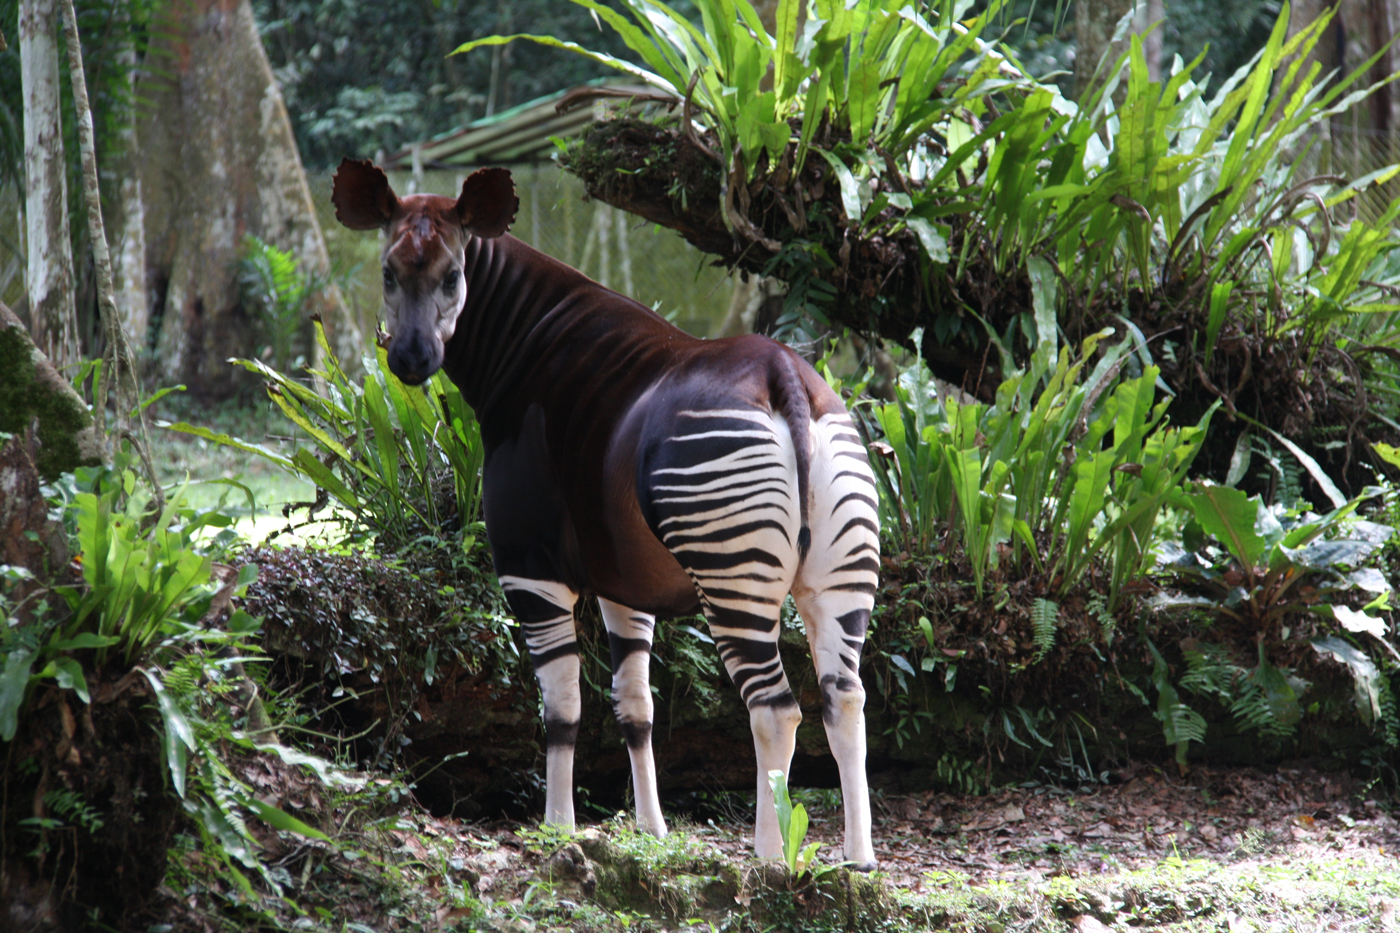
[560,118,1014,398]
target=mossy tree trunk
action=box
[136,0,360,397]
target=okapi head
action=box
[331,158,519,384]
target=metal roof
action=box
[381,81,678,171]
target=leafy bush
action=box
[871,331,1213,605]
[0,465,255,741]
[0,459,337,908]
[166,318,486,553]
[1144,481,1399,763]
[479,0,1400,471]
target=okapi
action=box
[331,159,880,868]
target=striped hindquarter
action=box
[645,407,879,866]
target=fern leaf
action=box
[1031,598,1059,663]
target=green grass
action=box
[908,855,1400,932]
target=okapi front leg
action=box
[500,575,580,829]
[598,598,667,837]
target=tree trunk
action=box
[109,31,149,349]
[137,0,360,397]
[1139,0,1164,83]
[20,0,78,375]
[1074,0,1135,102]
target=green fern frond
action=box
[1030,598,1059,664]
[1229,685,1292,738]
[1163,702,1208,746]
[1180,643,1241,699]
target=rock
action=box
[541,842,596,897]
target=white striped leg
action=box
[794,592,875,868]
[649,407,803,859]
[706,614,802,860]
[598,598,667,837]
[500,575,580,830]
[793,412,881,869]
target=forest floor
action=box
[155,754,1400,933]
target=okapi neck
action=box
[442,233,685,441]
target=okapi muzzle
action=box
[331,158,519,384]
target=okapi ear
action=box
[332,158,399,230]
[455,167,519,238]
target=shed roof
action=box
[381,81,677,171]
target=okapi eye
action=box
[382,266,395,289]
[442,269,459,295]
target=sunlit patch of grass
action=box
[147,392,356,546]
[904,850,1400,932]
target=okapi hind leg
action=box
[793,411,881,870]
[499,575,581,830]
[707,610,802,861]
[645,406,805,859]
[598,599,667,837]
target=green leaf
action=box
[237,793,332,841]
[815,149,865,224]
[1249,651,1301,729]
[767,769,793,852]
[1186,483,1267,570]
[160,422,295,471]
[1204,281,1233,369]
[451,32,672,92]
[0,649,34,742]
[254,742,368,789]
[50,633,122,651]
[141,669,196,799]
[1027,256,1058,367]
[906,217,949,263]
[1311,635,1382,723]
[291,449,360,514]
[1333,606,1388,640]
[787,802,809,872]
[51,658,90,704]
[1258,425,1346,509]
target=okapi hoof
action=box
[847,859,880,873]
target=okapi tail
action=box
[771,353,813,563]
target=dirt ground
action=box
[759,764,1400,891]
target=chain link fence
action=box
[1290,121,1400,228]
